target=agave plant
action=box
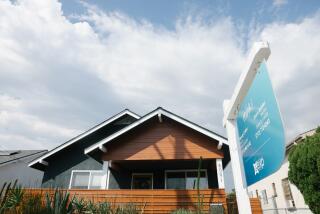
[85,200,97,214]
[72,197,87,214]
[0,180,23,214]
[0,182,11,214]
[5,184,24,211]
[21,193,45,214]
[95,201,112,214]
[45,189,74,214]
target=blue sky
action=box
[61,0,320,30]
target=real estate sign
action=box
[236,60,285,186]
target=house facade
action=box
[29,107,230,211]
[0,150,47,188]
[29,108,140,189]
[247,128,316,214]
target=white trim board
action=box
[85,107,227,155]
[29,109,140,168]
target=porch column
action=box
[103,161,110,189]
[216,158,225,189]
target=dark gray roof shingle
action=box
[0,150,47,166]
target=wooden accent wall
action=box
[103,119,223,160]
[24,189,227,214]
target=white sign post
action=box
[223,41,271,214]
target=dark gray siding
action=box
[42,155,102,188]
[41,115,137,188]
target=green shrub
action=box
[288,127,320,214]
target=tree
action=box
[288,127,320,214]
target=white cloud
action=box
[255,13,320,138]
[273,0,288,7]
[0,0,319,150]
[0,94,79,149]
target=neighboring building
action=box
[28,107,230,211]
[247,128,316,214]
[0,150,47,187]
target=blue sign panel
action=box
[236,60,285,186]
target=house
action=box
[29,107,230,211]
[247,128,316,214]
[0,150,47,188]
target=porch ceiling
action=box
[110,159,217,171]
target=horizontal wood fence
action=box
[226,197,262,214]
[25,189,227,213]
[250,198,262,214]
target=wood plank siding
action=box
[103,118,223,161]
[25,189,227,213]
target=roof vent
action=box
[0,151,20,156]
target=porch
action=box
[68,159,226,190]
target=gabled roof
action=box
[0,150,47,167]
[85,107,228,155]
[28,109,140,168]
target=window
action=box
[69,170,106,189]
[282,178,295,207]
[186,171,207,189]
[167,172,185,189]
[131,174,153,189]
[272,182,277,197]
[261,190,268,204]
[89,172,105,189]
[165,170,208,190]
[71,171,90,189]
